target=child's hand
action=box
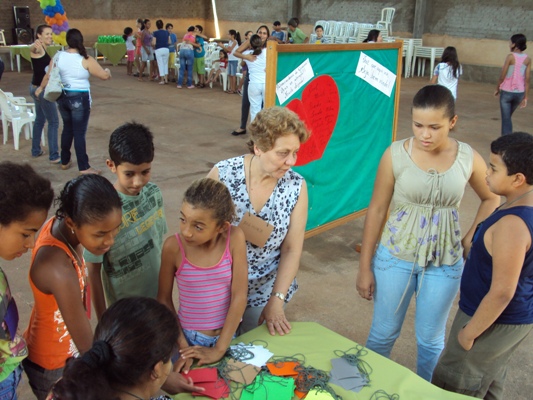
[174,353,194,374]
[520,98,528,108]
[457,327,475,351]
[180,345,226,366]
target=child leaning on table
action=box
[157,178,247,373]
[432,132,533,400]
[84,122,168,320]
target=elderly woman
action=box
[208,106,309,335]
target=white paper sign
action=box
[276,58,314,105]
[355,52,396,97]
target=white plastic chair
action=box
[0,30,6,46]
[377,7,395,36]
[326,21,337,36]
[412,45,444,78]
[344,23,356,38]
[0,90,36,150]
[218,62,229,91]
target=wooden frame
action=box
[265,41,403,239]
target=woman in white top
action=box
[235,30,269,122]
[37,29,111,174]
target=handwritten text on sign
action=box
[276,58,314,105]
[355,52,396,97]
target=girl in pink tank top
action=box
[157,178,247,374]
[495,33,531,135]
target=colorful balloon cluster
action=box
[38,0,69,45]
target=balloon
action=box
[41,0,69,42]
[52,33,66,46]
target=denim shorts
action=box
[0,364,22,400]
[227,60,238,76]
[182,329,219,347]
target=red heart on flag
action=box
[286,75,339,166]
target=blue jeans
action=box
[57,91,91,171]
[366,244,463,381]
[29,85,59,160]
[0,364,22,400]
[178,49,194,86]
[499,90,524,135]
[182,329,219,347]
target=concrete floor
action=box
[1,61,532,399]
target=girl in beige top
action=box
[356,85,500,381]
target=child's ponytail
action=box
[250,34,263,56]
[51,342,115,399]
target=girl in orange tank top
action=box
[23,174,122,400]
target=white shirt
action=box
[433,62,462,99]
[245,50,266,84]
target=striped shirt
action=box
[175,230,232,330]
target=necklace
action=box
[56,222,83,268]
[499,188,533,210]
[56,220,88,311]
[115,389,145,400]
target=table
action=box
[94,42,126,66]
[411,45,445,79]
[173,322,475,399]
[395,38,422,78]
[9,45,63,73]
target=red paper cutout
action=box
[182,367,218,383]
[192,378,230,399]
[286,75,340,166]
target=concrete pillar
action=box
[288,0,301,22]
[413,0,427,38]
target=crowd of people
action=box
[0,16,531,400]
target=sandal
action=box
[61,160,72,170]
[79,167,102,175]
[225,90,235,94]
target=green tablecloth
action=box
[10,45,62,62]
[94,42,126,66]
[173,322,475,400]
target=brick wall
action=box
[0,0,207,45]
[300,0,414,34]
[1,1,44,44]
[216,2,287,24]
[426,0,533,40]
